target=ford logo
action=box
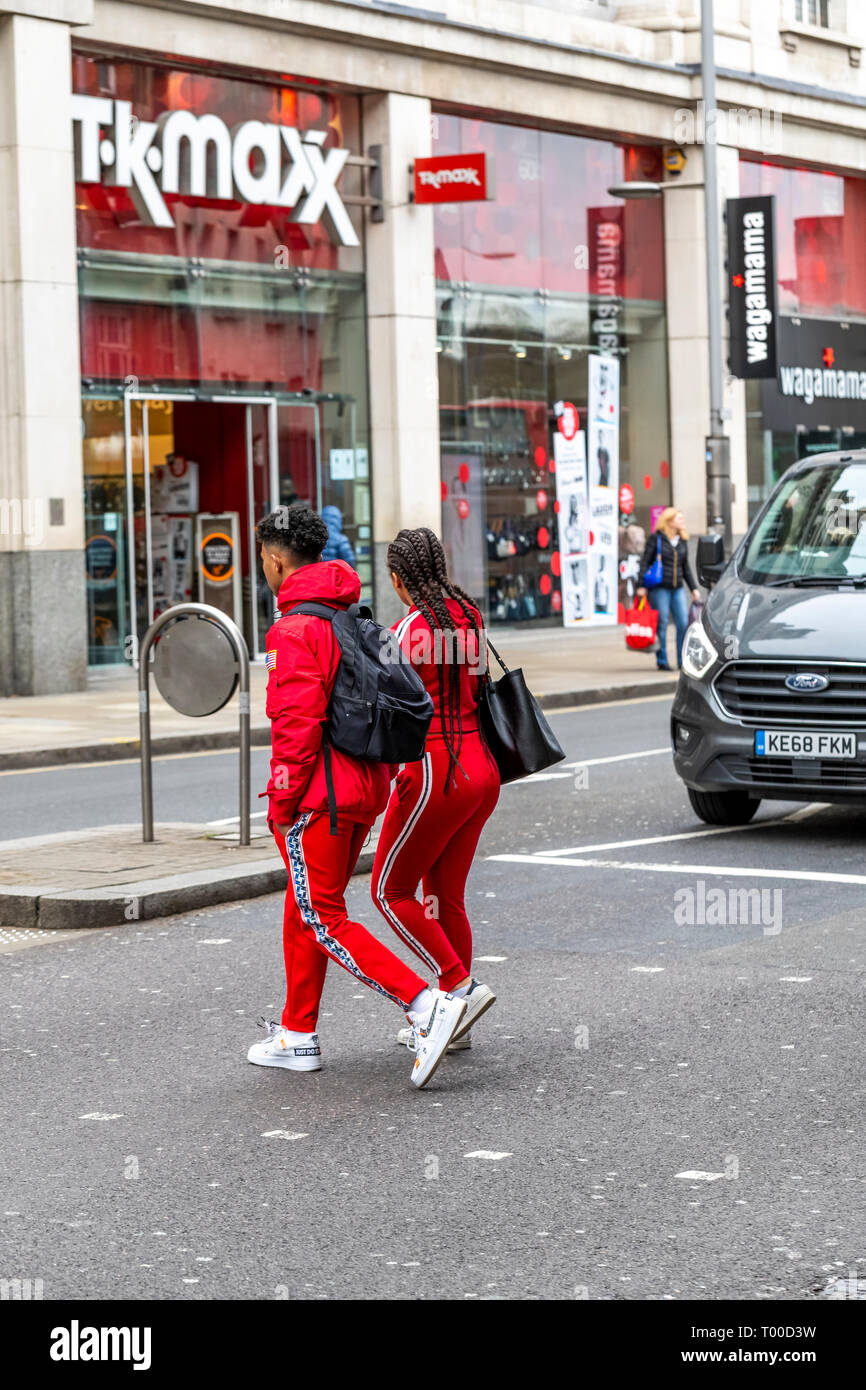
[785,672,829,693]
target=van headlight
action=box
[681,619,719,680]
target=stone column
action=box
[0,3,90,695]
[664,141,749,542]
[362,92,440,627]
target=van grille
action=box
[720,755,866,789]
[714,662,866,727]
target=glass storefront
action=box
[74,53,372,663]
[433,116,670,623]
[741,158,866,517]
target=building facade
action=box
[2,0,866,691]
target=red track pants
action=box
[274,812,427,1032]
[371,734,500,993]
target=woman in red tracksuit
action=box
[247,506,468,1089]
[371,526,500,1049]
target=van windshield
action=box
[741,461,866,585]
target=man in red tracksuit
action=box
[247,506,467,1088]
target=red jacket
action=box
[393,598,484,738]
[263,561,391,828]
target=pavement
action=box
[0,623,676,770]
[0,623,677,929]
[2,699,863,1302]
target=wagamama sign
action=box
[71,95,359,246]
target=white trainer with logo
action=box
[247,1019,322,1071]
[397,1026,471,1053]
[408,990,467,1089]
[451,979,496,1041]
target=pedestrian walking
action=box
[371,527,499,1056]
[636,507,701,671]
[321,505,355,566]
[248,505,467,1087]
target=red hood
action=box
[277,559,360,614]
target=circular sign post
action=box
[137,603,251,845]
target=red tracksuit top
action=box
[263,561,390,827]
[393,598,484,738]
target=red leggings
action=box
[275,812,427,1032]
[371,734,500,993]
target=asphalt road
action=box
[1,694,865,1301]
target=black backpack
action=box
[287,601,434,834]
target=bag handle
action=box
[484,634,510,676]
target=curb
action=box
[0,677,677,772]
[1,845,377,931]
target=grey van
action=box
[672,450,866,824]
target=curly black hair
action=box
[387,526,483,793]
[256,505,329,565]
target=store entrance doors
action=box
[82,389,368,666]
[123,394,285,662]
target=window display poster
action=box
[554,429,590,626]
[587,354,620,625]
[151,457,199,513]
[441,449,486,608]
[151,514,192,618]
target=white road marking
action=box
[490,852,866,886]
[78,1112,123,1121]
[676,1171,725,1182]
[475,955,508,963]
[261,1131,309,1141]
[539,803,829,858]
[197,939,232,945]
[504,748,671,787]
[631,966,665,974]
[779,976,813,983]
[464,1151,512,1160]
[207,811,269,827]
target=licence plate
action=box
[755,729,858,759]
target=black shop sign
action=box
[760,317,866,431]
[727,195,778,380]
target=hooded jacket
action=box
[321,506,356,566]
[262,560,390,828]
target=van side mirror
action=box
[697,534,727,588]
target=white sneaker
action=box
[451,979,495,1042]
[247,1019,322,1071]
[408,990,467,1089]
[397,1026,471,1053]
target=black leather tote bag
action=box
[477,637,566,784]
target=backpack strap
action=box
[285,601,339,620]
[321,735,338,837]
[283,600,372,838]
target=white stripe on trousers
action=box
[374,752,440,976]
[287,812,410,1009]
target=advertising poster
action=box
[587,354,620,626]
[441,448,486,609]
[151,514,192,618]
[554,426,590,627]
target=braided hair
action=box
[387,527,483,793]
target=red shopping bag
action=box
[625,596,659,651]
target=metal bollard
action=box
[137,603,251,844]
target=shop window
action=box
[740,158,866,319]
[434,116,670,625]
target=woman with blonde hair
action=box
[636,507,701,671]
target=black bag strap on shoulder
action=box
[284,600,373,836]
[484,635,510,677]
[285,601,339,620]
[321,735,338,836]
